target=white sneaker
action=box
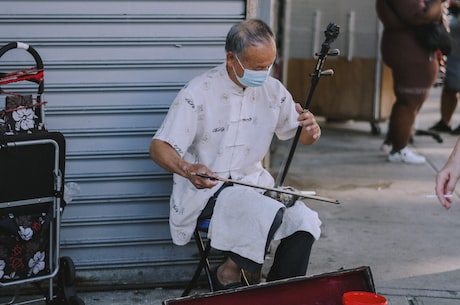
[388,147,426,164]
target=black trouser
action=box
[199,184,315,278]
[266,231,315,281]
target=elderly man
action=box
[150,19,322,290]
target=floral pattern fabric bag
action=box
[1,95,45,134]
[0,204,51,282]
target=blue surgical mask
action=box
[233,54,272,87]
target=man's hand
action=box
[296,103,321,144]
[150,139,218,190]
[183,164,219,189]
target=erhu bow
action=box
[274,23,340,188]
[196,173,339,205]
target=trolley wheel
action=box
[60,256,76,286]
[54,256,78,305]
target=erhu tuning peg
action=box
[328,49,340,56]
[320,69,334,76]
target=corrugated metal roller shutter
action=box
[1,0,246,286]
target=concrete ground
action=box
[5,87,460,304]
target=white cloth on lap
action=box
[208,186,321,264]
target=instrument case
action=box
[164,266,376,305]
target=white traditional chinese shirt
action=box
[153,63,303,246]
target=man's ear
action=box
[226,52,235,67]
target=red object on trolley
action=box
[0,67,44,86]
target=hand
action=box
[435,138,460,209]
[435,164,460,209]
[435,169,454,209]
[296,103,321,141]
[183,163,219,189]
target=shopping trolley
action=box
[0,42,84,305]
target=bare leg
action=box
[388,90,427,152]
[441,83,458,125]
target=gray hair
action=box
[225,19,275,55]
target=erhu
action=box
[268,22,341,206]
[197,23,340,206]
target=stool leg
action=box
[202,241,214,292]
[181,230,213,297]
[241,270,250,286]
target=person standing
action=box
[150,19,322,289]
[430,1,460,134]
[377,0,444,164]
